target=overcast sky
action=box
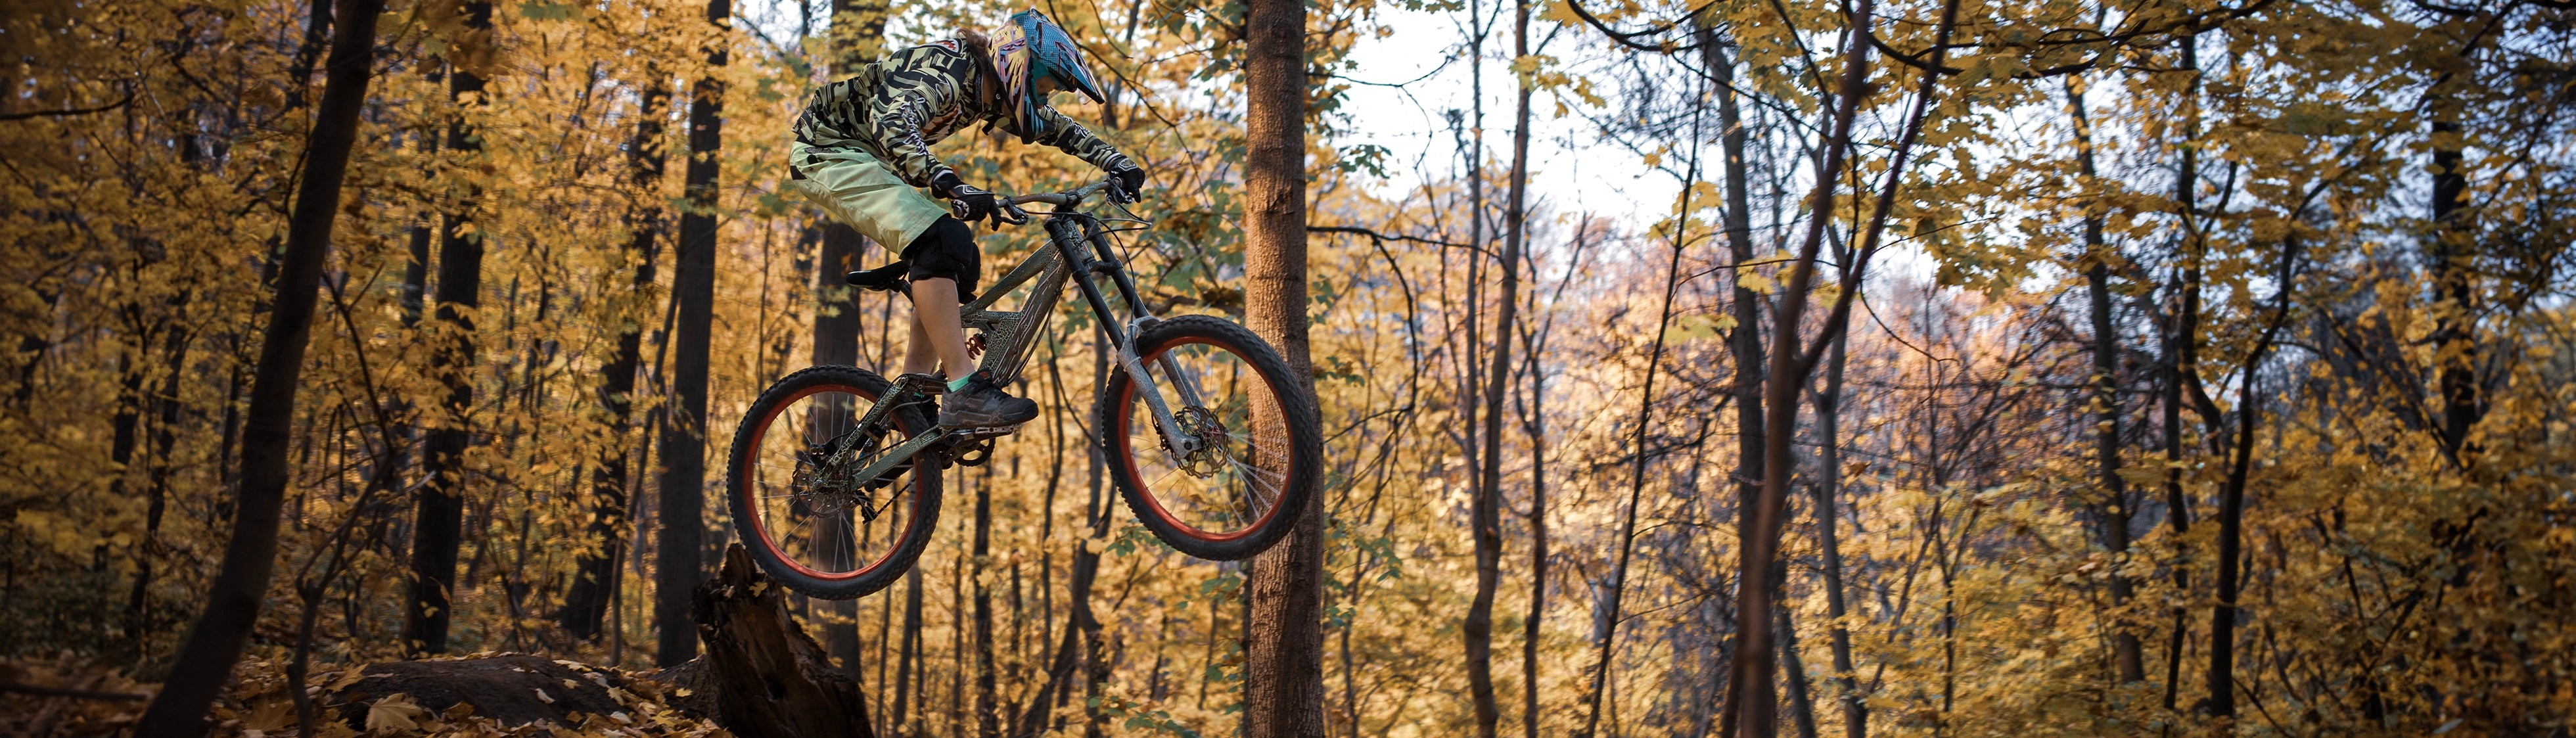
[1334,5,1686,231]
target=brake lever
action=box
[949,196,1033,227]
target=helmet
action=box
[988,9,1105,137]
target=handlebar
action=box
[949,177,1123,225]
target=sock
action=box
[947,374,973,392]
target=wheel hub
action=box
[793,433,881,520]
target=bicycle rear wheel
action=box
[1099,315,1322,561]
[728,365,941,599]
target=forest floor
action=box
[3,651,726,736]
[5,545,874,736]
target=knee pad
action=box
[901,216,980,301]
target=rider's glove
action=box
[1109,165,1147,204]
[934,171,1000,226]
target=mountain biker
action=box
[787,9,1146,429]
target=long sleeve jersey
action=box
[793,36,1133,189]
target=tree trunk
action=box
[2157,34,2203,714]
[2069,76,2146,684]
[1778,605,1818,738]
[973,476,1000,737]
[1732,1,1885,733]
[2205,400,2247,720]
[1515,189,1553,738]
[405,0,495,657]
[131,0,384,729]
[812,0,887,673]
[685,543,878,738]
[658,0,729,668]
[1469,0,1533,733]
[123,329,190,637]
[1241,0,1323,730]
[1578,117,1702,738]
[2429,111,2477,457]
[894,565,923,732]
[1697,27,1769,735]
[1812,331,1862,738]
[563,75,670,641]
[2204,239,2299,720]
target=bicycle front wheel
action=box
[1099,315,1322,561]
[728,365,941,599]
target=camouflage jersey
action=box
[793,35,1134,189]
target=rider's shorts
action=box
[786,140,952,259]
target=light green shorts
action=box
[786,141,949,251]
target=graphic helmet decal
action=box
[988,9,1105,136]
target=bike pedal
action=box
[936,422,1021,438]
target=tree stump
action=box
[684,543,877,738]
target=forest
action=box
[3,0,2573,735]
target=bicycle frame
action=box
[825,180,1210,487]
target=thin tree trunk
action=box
[1517,237,1551,738]
[814,0,885,675]
[1577,112,1701,738]
[1082,336,1111,738]
[1456,2,1494,725]
[974,476,1000,737]
[2429,117,2475,457]
[1733,0,1959,732]
[2205,239,2299,720]
[1730,4,1881,727]
[1779,605,1818,738]
[1241,0,1323,729]
[123,329,190,636]
[1469,0,1534,733]
[2069,75,2146,684]
[405,0,495,657]
[658,0,729,668]
[131,0,384,729]
[2204,396,2248,721]
[894,565,923,732]
[1697,26,1768,735]
[1812,330,1862,737]
[1010,367,1111,737]
[2158,34,2203,714]
[565,74,670,642]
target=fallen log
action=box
[86,543,873,735]
[333,655,632,727]
[681,542,878,738]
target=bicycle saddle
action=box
[846,260,910,292]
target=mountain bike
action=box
[725,177,1323,600]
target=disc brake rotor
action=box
[1169,405,1232,478]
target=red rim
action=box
[737,382,921,582]
[1113,336,1294,543]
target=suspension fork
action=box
[1051,214,1203,455]
[1078,218,1214,409]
